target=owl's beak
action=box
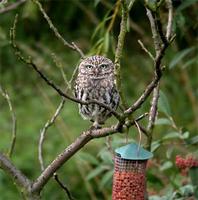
[93,68,99,76]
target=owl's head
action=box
[78,55,114,78]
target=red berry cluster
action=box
[176,155,198,169]
[112,171,146,200]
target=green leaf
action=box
[169,47,196,69]
[182,57,198,69]
[22,1,38,21]
[151,140,161,152]
[189,167,198,186]
[86,166,106,180]
[94,0,101,7]
[162,132,180,140]
[180,131,189,139]
[0,27,6,40]
[104,32,109,54]
[158,91,171,116]
[155,118,172,126]
[159,161,173,171]
[166,146,174,159]
[79,152,99,165]
[176,0,198,12]
[99,170,113,190]
[162,131,189,141]
[145,0,158,12]
[98,148,113,164]
[186,135,198,145]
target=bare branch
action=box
[9,15,122,120]
[0,0,26,14]
[147,84,160,132]
[0,152,30,191]
[114,0,129,108]
[124,73,161,115]
[166,0,173,40]
[146,8,161,54]
[138,39,155,61]
[0,85,17,157]
[53,173,75,200]
[32,0,84,58]
[107,0,121,33]
[134,121,142,155]
[38,99,65,171]
[146,84,160,150]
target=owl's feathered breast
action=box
[75,74,119,123]
[75,74,114,101]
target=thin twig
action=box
[0,0,26,14]
[147,84,160,132]
[51,53,70,89]
[128,0,136,10]
[0,152,30,191]
[53,173,75,200]
[155,12,168,46]
[114,0,129,109]
[146,84,160,150]
[134,121,142,156]
[38,99,65,171]
[146,9,161,55]
[32,0,84,58]
[107,0,121,32]
[105,136,114,158]
[166,0,173,40]
[138,39,155,61]
[0,85,17,158]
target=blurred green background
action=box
[0,0,197,199]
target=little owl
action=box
[75,55,120,128]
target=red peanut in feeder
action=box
[112,143,153,200]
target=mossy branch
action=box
[114,0,129,109]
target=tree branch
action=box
[53,173,75,200]
[0,0,26,14]
[32,113,146,193]
[32,0,84,58]
[166,0,173,40]
[147,84,160,131]
[38,99,65,171]
[0,85,17,157]
[114,0,129,108]
[0,152,30,192]
[138,39,155,61]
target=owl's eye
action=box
[85,65,93,69]
[100,64,108,69]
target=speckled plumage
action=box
[75,55,120,127]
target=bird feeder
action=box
[112,143,153,200]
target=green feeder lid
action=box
[115,143,153,160]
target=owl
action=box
[74,55,120,128]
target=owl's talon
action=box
[92,121,102,129]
